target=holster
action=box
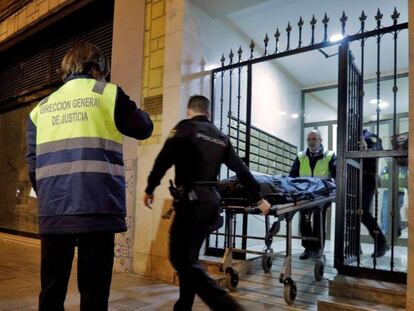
[168,180,199,202]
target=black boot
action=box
[299,249,312,260]
[372,230,389,258]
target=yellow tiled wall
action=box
[141,0,166,146]
[0,0,70,43]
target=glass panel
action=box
[304,89,337,123]
[0,103,38,234]
[357,156,408,272]
[362,77,408,124]
[332,124,338,154]
[399,117,408,134]
[317,125,329,150]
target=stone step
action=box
[173,254,265,289]
[318,295,405,311]
[172,270,226,287]
[199,254,262,276]
[328,275,406,308]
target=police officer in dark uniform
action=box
[143,95,270,311]
[361,129,388,258]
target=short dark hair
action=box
[187,95,210,115]
[61,41,109,81]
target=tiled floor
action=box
[0,232,339,310]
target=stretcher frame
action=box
[218,194,335,305]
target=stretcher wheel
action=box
[225,268,239,291]
[283,278,297,305]
[261,254,273,273]
[314,260,324,281]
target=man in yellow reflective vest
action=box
[26,42,153,310]
[289,130,336,260]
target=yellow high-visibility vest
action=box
[298,150,334,178]
[30,78,122,146]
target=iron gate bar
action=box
[390,8,401,272]
[372,10,383,269]
[240,63,253,253]
[298,17,304,48]
[219,55,225,131]
[357,12,365,264]
[236,48,243,154]
[210,73,215,124]
[301,72,408,96]
[345,150,408,158]
[334,42,349,269]
[211,23,407,74]
[227,50,234,179]
[310,15,317,45]
[357,53,364,267]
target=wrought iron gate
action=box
[335,10,408,283]
[207,6,408,282]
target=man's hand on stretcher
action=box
[256,199,271,215]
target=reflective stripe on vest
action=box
[36,160,124,180]
[29,78,123,180]
[36,137,122,156]
[298,150,334,178]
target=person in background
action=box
[360,129,388,258]
[379,165,407,237]
[26,42,153,310]
[289,130,336,260]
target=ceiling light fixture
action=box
[369,99,388,109]
[379,102,389,109]
[330,33,344,42]
[291,113,299,119]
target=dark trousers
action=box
[300,205,328,252]
[170,200,242,311]
[361,184,386,244]
[39,233,115,311]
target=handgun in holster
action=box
[163,180,200,219]
[168,180,185,200]
[168,180,198,202]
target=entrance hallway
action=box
[0,233,336,310]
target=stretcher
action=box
[218,193,335,305]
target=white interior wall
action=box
[251,61,302,148]
[183,0,304,248]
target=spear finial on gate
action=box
[359,10,367,33]
[340,11,348,36]
[322,13,329,42]
[375,9,383,29]
[391,7,400,26]
[220,54,225,67]
[264,33,269,56]
[286,22,292,51]
[298,17,304,47]
[249,40,255,59]
[229,49,234,64]
[274,28,280,54]
[237,46,243,62]
[310,15,317,45]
